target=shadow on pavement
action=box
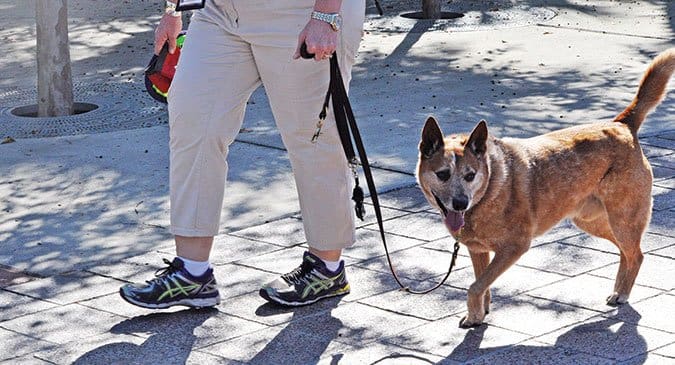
[72,308,218,365]
[247,298,345,365]
[446,304,647,364]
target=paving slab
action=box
[383,316,531,362]
[109,308,266,355]
[0,289,57,323]
[4,270,125,305]
[486,296,601,337]
[354,245,472,282]
[199,325,348,365]
[442,263,568,298]
[515,241,620,277]
[368,211,452,241]
[0,355,54,365]
[220,291,345,327]
[80,292,177,319]
[316,341,447,365]
[526,274,663,313]
[589,254,675,291]
[653,342,675,358]
[0,327,56,362]
[602,294,675,334]
[0,304,124,344]
[343,228,427,261]
[463,340,615,365]
[337,265,404,303]
[359,284,468,321]
[649,244,675,259]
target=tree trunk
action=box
[422,0,442,19]
[422,0,441,19]
[36,0,74,117]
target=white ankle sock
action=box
[320,258,341,273]
[179,257,210,277]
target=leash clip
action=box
[311,118,324,143]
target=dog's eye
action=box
[435,169,451,182]
[464,172,476,182]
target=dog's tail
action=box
[614,48,675,133]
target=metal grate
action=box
[0,82,168,139]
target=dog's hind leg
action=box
[603,199,649,306]
[468,250,491,314]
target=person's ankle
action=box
[178,256,210,277]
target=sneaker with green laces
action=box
[259,251,350,306]
[119,257,221,309]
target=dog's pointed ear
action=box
[420,116,444,159]
[466,120,488,156]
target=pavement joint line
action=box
[356,299,437,322]
[648,251,675,260]
[585,272,673,293]
[554,241,621,257]
[235,136,417,176]
[226,232,307,248]
[511,263,577,278]
[1,287,63,306]
[535,23,673,41]
[0,324,60,346]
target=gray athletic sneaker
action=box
[259,251,350,306]
[119,257,221,309]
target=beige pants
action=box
[167,0,365,250]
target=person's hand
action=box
[294,19,338,61]
[154,14,183,55]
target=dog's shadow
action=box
[447,304,647,364]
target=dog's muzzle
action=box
[433,192,465,233]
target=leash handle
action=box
[300,43,314,59]
[326,54,461,295]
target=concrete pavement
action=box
[0,0,673,363]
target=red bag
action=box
[144,32,186,103]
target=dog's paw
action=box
[606,293,629,306]
[459,315,484,329]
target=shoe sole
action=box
[258,286,350,307]
[119,288,221,309]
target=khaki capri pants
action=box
[167,0,366,250]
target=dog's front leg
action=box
[468,250,491,314]
[460,244,529,328]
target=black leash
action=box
[301,45,461,294]
[373,0,384,16]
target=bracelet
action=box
[165,1,182,17]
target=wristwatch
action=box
[311,11,342,31]
[165,1,182,17]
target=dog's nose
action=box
[452,195,469,211]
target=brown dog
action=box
[416,48,674,328]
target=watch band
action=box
[311,11,341,31]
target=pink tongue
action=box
[445,211,465,232]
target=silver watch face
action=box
[333,14,343,30]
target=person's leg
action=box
[120,3,262,309]
[240,0,365,305]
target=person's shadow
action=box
[446,304,648,364]
[247,296,345,365]
[72,307,218,365]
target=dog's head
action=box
[416,116,490,233]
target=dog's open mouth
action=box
[433,193,465,233]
